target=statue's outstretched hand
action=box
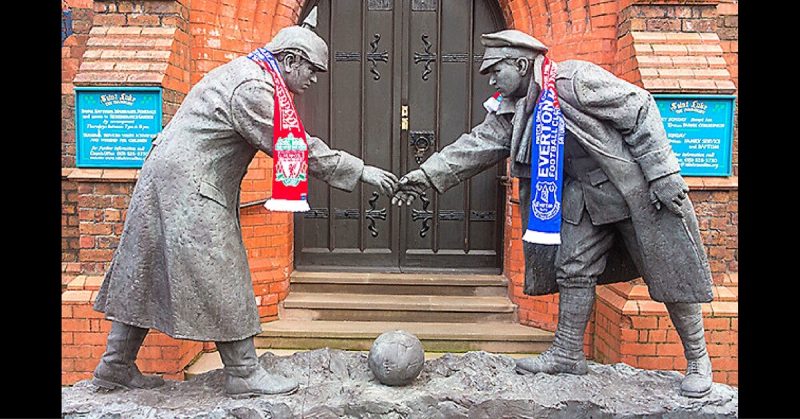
[361,165,399,196]
[649,173,689,216]
[392,169,432,206]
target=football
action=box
[368,330,425,386]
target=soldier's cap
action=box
[265,26,329,72]
[479,29,548,74]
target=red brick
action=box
[79,236,95,249]
[74,332,109,346]
[62,318,91,332]
[80,249,115,262]
[72,304,104,319]
[620,342,657,356]
[726,371,738,386]
[161,346,181,360]
[712,356,738,371]
[259,304,278,317]
[704,317,730,330]
[128,14,161,26]
[707,343,733,357]
[637,356,674,370]
[647,330,667,343]
[139,346,163,359]
[631,316,658,329]
[138,359,179,373]
[656,343,684,357]
[62,344,96,360]
[74,358,103,372]
[62,371,93,385]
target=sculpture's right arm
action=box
[419,111,513,194]
[229,78,365,192]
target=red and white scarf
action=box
[248,47,311,212]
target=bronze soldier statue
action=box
[395,29,715,398]
[91,24,398,398]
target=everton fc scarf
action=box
[247,48,311,212]
[521,57,565,245]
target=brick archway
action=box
[189,0,621,83]
[156,0,685,356]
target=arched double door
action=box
[295,0,507,272]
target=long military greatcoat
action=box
[93,57,365,341]
[420,60,713,303]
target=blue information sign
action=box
[655,95,735,177]
[75,87,162,168]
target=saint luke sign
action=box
[75,87,162,168]
[655,94,735,177]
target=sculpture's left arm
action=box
[306,134,365,192]
[571,64,680,182]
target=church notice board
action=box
[654,95,735,177]
[75,87,162,168]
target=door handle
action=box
[410,131,434,165]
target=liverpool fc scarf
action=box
[521,57,565,245]
[247,47,311,212]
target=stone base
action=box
[62,349,738,418]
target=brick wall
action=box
[62,0,95,167]
[62,275,203,384]
[594,282,738,386]
[62,175,81,288]
[70,170,135,275]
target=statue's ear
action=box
[281,52,298,73]
[516,57,531,77]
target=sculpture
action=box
[90,22,398,398]
[395,29,715,398]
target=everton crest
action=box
[532,181,560,220]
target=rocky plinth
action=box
[62,349,738,418]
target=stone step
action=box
[256,320,553,353]
[291,271,508,296]
[282,293,516,322]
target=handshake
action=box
[360,166,433,206]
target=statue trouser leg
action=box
[666,302,712,398]
[516,210,614,376]
[515,285,595,375]
[92,321,165,390]
[215,336,299,397]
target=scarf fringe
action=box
[264,199,310,213]
[522,229,561,245]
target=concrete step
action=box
[256,320,553,353]
[282,293,516,322]
[291,271,508,296]
[185,348,547,379]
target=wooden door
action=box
[295,0,506,272]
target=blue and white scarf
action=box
[521,57,566,245]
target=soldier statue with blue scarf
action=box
[394,29,715,398]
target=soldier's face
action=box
[487,58,530,98]
[284,56,319,95]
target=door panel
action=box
[295,0,505,272]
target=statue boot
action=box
[215,337,299,398]
[516,286,594,375]
[92,321,166,390]
[667,302,713,398]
